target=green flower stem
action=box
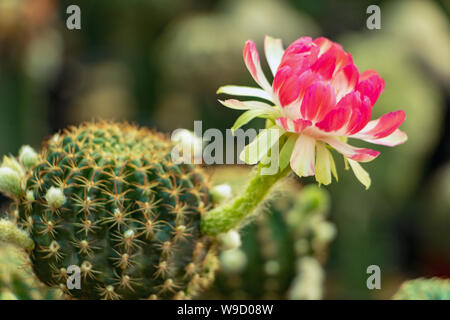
[0,219,34,251]
[201,163,290,236]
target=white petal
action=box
[290,134,316,177]
[315,143,332,185]
[264,36,284,76]
[348,159,371,189]
[358,129,408,147]
[321,137,379,163]
[217,85,274,102]
[240,128,284,164]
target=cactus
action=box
[0,122,218,299]
[201,166,335,299]
[393,278,450,300]
[0,244,61,300]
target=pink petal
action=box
[331,63,359,100]
[311,50,336,80]
[274,66,300,106]
[282,37,316,62]
[313,37,333,55]
[243,40,272,92]
[276,117,312,133]
[360,129,408,147]
[275,69,318,107]
[356,70,385,106]
[300,82,336,121]
[346,96,372,135]
[354,110,406,139]
[315,107,351,132]
[321,137,380,163]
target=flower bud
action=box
[217,229,241,250]
[19,145,39,169]
[211,184,232,204]
[45,187,66,208]
[0,167,22,198]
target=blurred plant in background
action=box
[157,0,319,131]
[392,278,450,300]
[0,244,61,300]
[201,167,335,299]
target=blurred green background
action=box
[0,0,449,299]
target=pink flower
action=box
[218,36,407,188]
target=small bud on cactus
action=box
[0,122,219,299]
[392,278,450,300]
[44,187,66,209]
[0,167,22,199]
[211,184,232,204]
[19,146,39,169]
[217,230,241,251]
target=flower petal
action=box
[243,40,272,93]
[353,110,406,139]
[315,107,351,132]
[240,128,285,164]
[217,85,274,102]
[279,134,297,171]
[300,82,336,122]
[231,108,280,133]
[276,117,312,133]
[360,128,408,147]
[356,70,385,106]
[290,134,316,177]
[348,159,371,189]
[315,142,332,185]
[331,63,359,100]
[275,69,318,107]
[311,50,336,80]
[264,36,284,76]
[313,37,333,56]
[321,137,380,162]
[219,99,275,111]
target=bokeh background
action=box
[0,0,449,299]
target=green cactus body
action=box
[8,122,218,299]
[393,278,450,300]
[202,167,334,299]
[0,244,61,300]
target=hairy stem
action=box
[201,164,290,236]
[0,219,34,251]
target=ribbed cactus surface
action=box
[10,122,217,299]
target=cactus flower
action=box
[218,36,407,188]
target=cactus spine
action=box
[0,122,218,299]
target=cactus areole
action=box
[6,122,218,299]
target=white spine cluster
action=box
[0,167,22,198]
[19,145,39,169]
